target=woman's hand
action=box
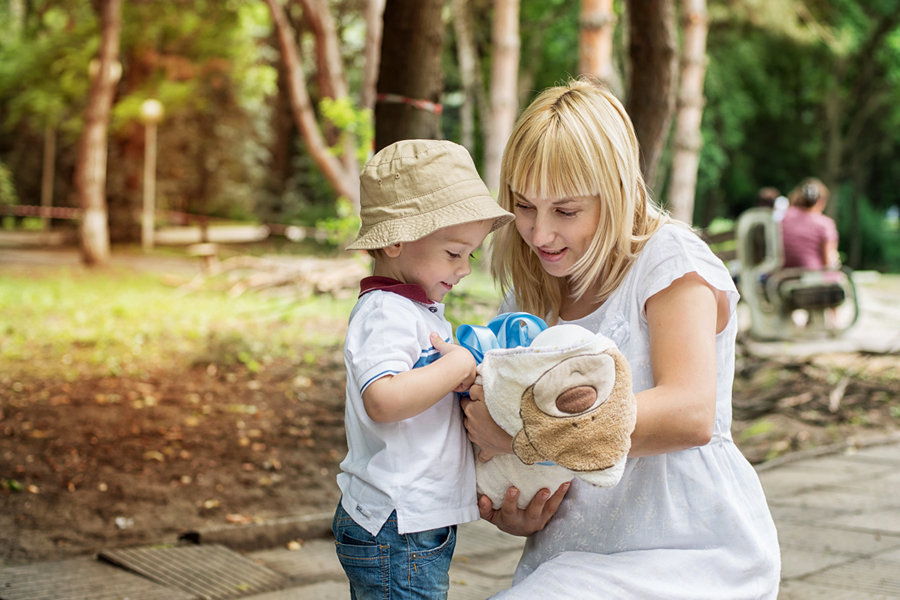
[460,386,514,461]
[477,483,570,537]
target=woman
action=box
[781,177,840,269]
[461,78,780,598]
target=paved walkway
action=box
[2,435,899,599]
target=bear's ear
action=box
[531,353,616,417]
[605,347,634,394]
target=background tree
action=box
[451,0,487,154]
[579,0,620,93]
[375,0,445,150]
[361,0,385,112]
[666,0,709,223]
[2,0,898,271]
[484,0,520,191]
[625,0,678,188]
[265,0,360,209]
[0,1,97,229]
[74,0,121,265]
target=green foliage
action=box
[696,0,900,261]
[319,96,374,165]
[4,0,899,272]
[836,185,900,272]
[737,418,775,442]
[0,160,18,205]
[518,0,581,91]
[1,478,23,493]
[314,196,361,247]
[0,2,97,135]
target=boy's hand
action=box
[430,332,477,392]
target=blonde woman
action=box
[461,78,780,598]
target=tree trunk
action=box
[265,0,360,209]
[375,0,445,151]
[666,0,708,224]
[296,0,358,174]
[75,0,121,266]
[579,0,620,94]
[361,0,385,112]
[452,0,485,154]
[41,124,56,230]
[625,0,677,188]
[484,0,520,191]
[298,0,347,101]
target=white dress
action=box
[493,224,781,599]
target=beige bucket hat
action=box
[346,139,514,250]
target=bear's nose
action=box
[556,386,598,414]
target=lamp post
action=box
[140,98,164,250]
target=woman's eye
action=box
[447,251,461,259]
[514,202,534,212]
[557,209,578,217]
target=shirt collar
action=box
[359,276,434,305]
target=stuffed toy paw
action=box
[458,315,636,509]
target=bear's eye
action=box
[532,353,616,417]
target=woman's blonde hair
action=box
[491,78,669,322]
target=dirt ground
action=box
[1,252,898,566]
[1,354,348,566]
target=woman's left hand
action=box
[477,482,570,537]
[460,386,514,461]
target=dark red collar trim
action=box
[359,276,434,305]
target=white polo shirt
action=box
[337,277,478,535]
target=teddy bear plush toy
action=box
[458,314,637,509]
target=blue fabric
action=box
[456,312,548,363]
[333,501,457,599]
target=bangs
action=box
[506,110,606,202]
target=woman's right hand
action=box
[460,384,514,461]
[477,483,570,537]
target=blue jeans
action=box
[332,501,457,599]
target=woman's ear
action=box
[383,243,403,258]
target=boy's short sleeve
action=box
[345,292,428,394]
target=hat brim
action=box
[346,194,514,250]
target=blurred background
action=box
[0,0,898,271]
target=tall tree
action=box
[666,0,709,224]
[361,0,385,112]
[74,0,121,265]
[265,0,360,208]
[375,0,445,150]
[484,0,520,191]
[579,0,620,93]
[625,0,677,188]
[452,0,487,154]
[819,6,900,266]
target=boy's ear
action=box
[383,243,403,258]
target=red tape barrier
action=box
[0,205,83,219]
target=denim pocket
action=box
[333,504,390,599]
[407,525,456,568]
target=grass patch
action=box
[0,265,356,378]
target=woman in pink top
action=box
[780,177,840,269]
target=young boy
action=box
[333,139,514,599]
